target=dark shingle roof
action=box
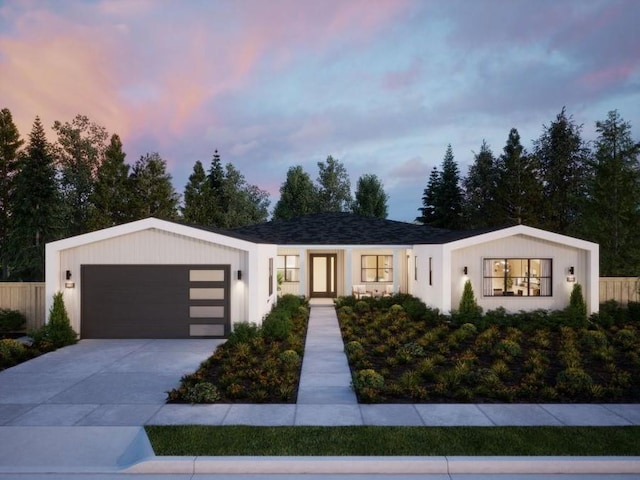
[230,212,485,245]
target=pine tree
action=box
[494,128,544,227]
[462,140,499,228]
[317,155,352,212]
[416,167,441,224]
[352,174,389,218]
[273,165,320,220]
[218,163,270,228]
[88,134,131,229]
[9,117,62,280]
[129,153,179,220]
[182,160,212,225]
[534,107,589,234]
[581,110,640,275]
[0,108,24,280]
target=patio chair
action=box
[352,285,371,299]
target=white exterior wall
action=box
[411,244,446,311]
[45,218,276,335]
[449,234,589,313]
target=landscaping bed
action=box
[167,294,309,403]
[337,295,640,403]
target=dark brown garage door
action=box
[81,265,230,339]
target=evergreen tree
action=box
[494,128,544,226]
[0,108,24,280]
[317,155,352,212]
[206,149,226,226]
[462,140,499,228]
[129,153,180,220]
[8,117,62,280]
[273,165,320,220]
[53,115,108,236]
[352,173,389,218]
[218,163,270,228]
[417,145,463,228]
[182,160,212,225]
[416,166,440,224]
[581,110,640,275]
[88,134,131,230]
[534,107,589,234]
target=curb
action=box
[123,455,640,475]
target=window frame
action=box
[483,258,552,297]
[361,255,393,283]
[277,255,300,283]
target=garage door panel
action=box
[81,265,230,339]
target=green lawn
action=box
[146,425,640,456]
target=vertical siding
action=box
[451,234,587,313]
[59,229,247,333]
[599,277,640,304]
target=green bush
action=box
[31,292,77,350]
[261,310,293,341]
[277,294,304,317]
[279,349,301,367]
[184,382,221,403]
[352,369,384,390]
[0,338,29,369]
[227,322,261,346]
[564,283,588,328]
[354,301,370,314]
[457,280,482,323]
[556,367,594,396]
[0,309,26,334]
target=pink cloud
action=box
[580,63,636,92]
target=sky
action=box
[1,0,639,222]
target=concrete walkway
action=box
[0,302,639,476]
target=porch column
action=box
[344,247,352,296]
[393,248,401,293]
[298,247,307,297]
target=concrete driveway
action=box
[0,339,224,426]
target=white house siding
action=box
[450,234,588,314]
[411,244,446,312]
[57,228,249,334]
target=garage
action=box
[81,264,230,339]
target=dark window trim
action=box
[277,255,300,283]
[483,258,552,297]
[361,255,393,283]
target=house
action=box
[45,212,599,339]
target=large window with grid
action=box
[361,255,392,282]
[483,258,552,297]
[277,255,300,282]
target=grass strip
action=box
[146,426,640,456]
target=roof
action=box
[230,212,479,245]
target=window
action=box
[361,255,392,282]
[277,255,300,282]
[414,256,418,281]
[483,258,552,297]
[429,257,433,286]
[268,258,273,296]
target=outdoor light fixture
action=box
[65,270,75,289]
[569,266,574,275]
[463,266,468,275]
[237,270,242,281]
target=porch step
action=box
[297,304,357,405]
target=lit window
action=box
[483,258,552,297]
[361,255,392,282]
[277,255,300,282]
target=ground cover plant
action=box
[146,425,640,456]
[168,294,309,403]
[336,293,640,403]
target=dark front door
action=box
[310,254,337,298]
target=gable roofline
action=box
[444,224,599,252]
[46,217,263,252]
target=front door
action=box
[310,254,337,298]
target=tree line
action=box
[417,108,640,276]
[0,109,388,281]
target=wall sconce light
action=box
[568,266,574,275]
[65,270,75,288]
[237,270,242,281]
[463,266,468,275]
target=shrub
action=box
[457,280,482,323]
[31,292,77,350]
[277,294,304,317]
[556,368,593,396]
[261,310,293,341]
[354,300,370,314]
[227,322,261,346]
[0,309,26,334]
[352,369,384,390]
[0,338,29,369]
[564,283,588,328]
[183,382,221,403]
[279,349,301,367]
[614,328,637,350]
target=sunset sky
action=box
[1,0,639,222]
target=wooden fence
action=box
[0,282,46,331]
[599,277,640,305]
